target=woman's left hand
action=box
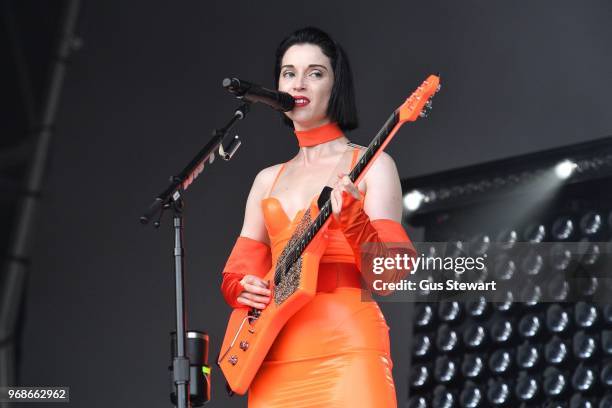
[331,172,362,219]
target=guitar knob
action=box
[240,341,249,351]
[228,355,238,365]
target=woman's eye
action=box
[282,71,295,78]
[310,71,323,78]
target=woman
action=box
[221,27,414,407]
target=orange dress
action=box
[247,148,398,408]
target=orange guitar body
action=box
[218,201,329,395]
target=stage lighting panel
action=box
[407,161,612,406]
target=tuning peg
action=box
[419,109,430,118]
[426,100,433,109]
[436,84,442,92]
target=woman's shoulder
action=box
[367,151,397,175]
[364,151,399,188]
[251,163,285,196]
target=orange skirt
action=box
[248,263,397,408]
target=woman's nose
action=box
[292,74,306,91]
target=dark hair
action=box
[274,26,358,131]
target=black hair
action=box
[274,26,358,131]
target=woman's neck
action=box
[293,122,348,165]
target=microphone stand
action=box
[140,102,250,408]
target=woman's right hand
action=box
[237,275,271,309]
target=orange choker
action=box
[294,122,344,147]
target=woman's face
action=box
[278,43,334,131]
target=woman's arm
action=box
[362,152,404,222]
[221,165,281,309]
[331,152,416,295]
[238,166,278,245]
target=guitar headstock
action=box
[398,74,441,123]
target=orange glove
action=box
[333,191,416,295]
[220,236,272,308]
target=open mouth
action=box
[293,96,310,107]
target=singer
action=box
[221,26,414,407]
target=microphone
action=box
[223,78,295,112]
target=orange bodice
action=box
[261,148,362,267]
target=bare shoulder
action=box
[365,151,399,183]
[251,163,284,196]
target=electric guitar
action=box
[218,74,441,395]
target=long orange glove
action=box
[333,191,416,295]
[220,236,272,308]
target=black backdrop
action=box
[19,1,612,407]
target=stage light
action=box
[580,211,602,235]
[486,379,511,405]
[547,275,570,301]
[524,223,546,243]
[521,284,542,307]
[436,324,459,353]
[555,159,577,179]
[438,301,462,323]
[468,234,490,256]
[521,249,544,276]
[545,336,569,365]
[551,216,575,240]
[463,324,486,349]
[515,372,539,402]
[415,304,434,329]
[404,189,426,211]
[604,306,612,325]
[602,330,612,355]
[494,290,514,312]
[574,302,598,329]
[432,385,455,408]
[465,296,488,318]
[490,319,513,344]
[407,396,427,408]
[459,383,483,408]
[518,314,541,339]
[495,229,518,250]
[571,364,596,391]
[546,304,570,334]
[461,354,484,379]
[493,255,516,281]
[488,350,511,374]
[543,367,567,398]
[434,356,457,383]
[573,331,597,360]
[413,333,433,358]
[410,365,430,389]
[516,342,539,369]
